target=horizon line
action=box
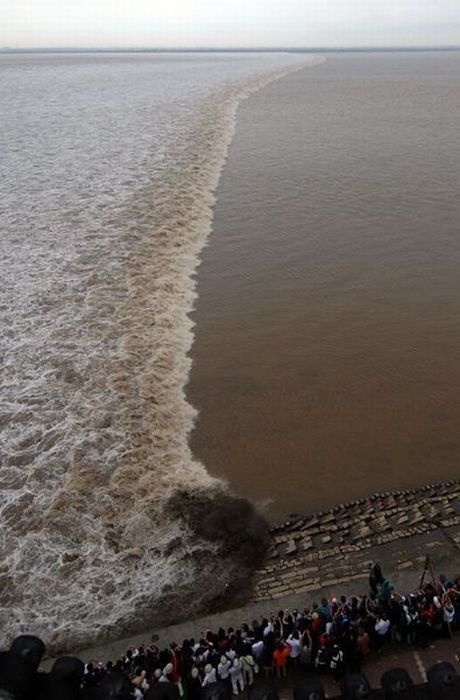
[1,45,460,54]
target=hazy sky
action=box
[1,0,460,49]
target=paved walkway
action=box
[59,634,460,698]
[274,635,460,698]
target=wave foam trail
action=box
[0,53,324,652]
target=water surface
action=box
[0,51,317,649]
[189,52,460,521]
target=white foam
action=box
[0,53,324,652]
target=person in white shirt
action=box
[375,616,391,636]
[263,621,274,638]
[159,663,173,683]
[217,656,231,681]
[443,603,455,625]
[287,633,300,657]
[287,632,301,667]
[240,655,257,685]
[202,664,217,687]
[375,614,391,648]
[229,658,245,695]
[251,639,264,664]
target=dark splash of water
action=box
[169,488,270,575]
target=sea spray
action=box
[0,53,323,652]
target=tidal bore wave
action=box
[0,55,323,652]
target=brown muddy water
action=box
[188,51,460,522]
[1,51,318,650]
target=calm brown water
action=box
[188,52,460,522]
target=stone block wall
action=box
[253,480,460,601]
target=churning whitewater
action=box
[0,53,323,652]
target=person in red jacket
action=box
[272,641,291,679]
[169,644,183,696]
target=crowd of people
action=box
[78,565,460,698]
[1,564,459,699]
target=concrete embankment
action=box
[254,479,460,601]
[54,479,460,668]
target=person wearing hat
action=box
[229,658,245,695]
[218,655,232,682]
[240,654,258,686]
[188,667,202,700]
[202,663,217,687]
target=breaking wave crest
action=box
[0,54,324,653]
